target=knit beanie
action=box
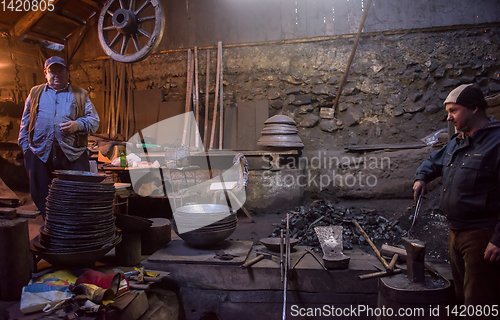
[443,83,487,110]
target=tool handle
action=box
[359,268,402,280]
[353,221,390,269]
[387,253,398,271]
[242,255,264,268]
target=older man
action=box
[413,84,500,307]
[18,56,100,218]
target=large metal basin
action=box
[173,204,237,247]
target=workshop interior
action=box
[1,0,500,319]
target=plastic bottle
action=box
[120,151,126,167]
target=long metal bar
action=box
[280,229,284,283]
[408,195,423,239]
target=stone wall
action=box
[72,26,500,150]
[69,25,500,199]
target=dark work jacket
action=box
[414,120,500,246]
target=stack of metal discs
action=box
[35,178,117,254]
[257,115,304,148]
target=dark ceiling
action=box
[0,0,107,49]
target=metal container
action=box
[173,204,237,248]
[258,115,304,148]
[257,134,304,148]
[264,115,297,125]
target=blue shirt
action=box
[18,84,100,162]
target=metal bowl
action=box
[257,134,304,148]
[172,222,236,248]
[264,115,297,125]
[260,237,299,252]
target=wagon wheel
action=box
[98,0,165,63]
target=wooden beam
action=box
[52,13,85,27]
[25,31,64,45]
[9,0,62,37]
[78,0,101,10]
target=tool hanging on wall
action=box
[209,41,222,150]
[101,59,107,135]
[117,62,127,138]
[218,41,223,150]
[331,0,373,113]
[125,64,132,140]
[182,49,193,146]
[194,46,200,149]
[204,50,210,150]
[109,59,116,138]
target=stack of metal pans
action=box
[172,204,237,248]
[31,175,120,266]
[257,115,304,148]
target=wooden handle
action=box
[359,268,402,280]
[388,253,398,271]
[242,255,264,268]
[353,221,390,269]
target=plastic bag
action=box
[20,270,77,314]
[421,128,448,146]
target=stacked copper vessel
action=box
[257,115,304,148]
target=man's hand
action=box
[60,121,78,134]
[484,242,500,262]
[413,180,426,203]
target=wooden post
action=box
[194,47,200,148]
[101,59,107,135]
[115,232,142,266]
[204,50,210,150]
[125,64,131,140]
[109,59,116,138]
[218,41,223,150]
[182,49,193,146]
[210,42,221,150]
[0,218,31,300]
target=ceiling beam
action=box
[25,31,65,45]
[52,13,85,27]
[78,0,101,10]
[8,0,62,38]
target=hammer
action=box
[241,252,274,268]
[352,221,402,280]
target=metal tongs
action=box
[407,195,423,239]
